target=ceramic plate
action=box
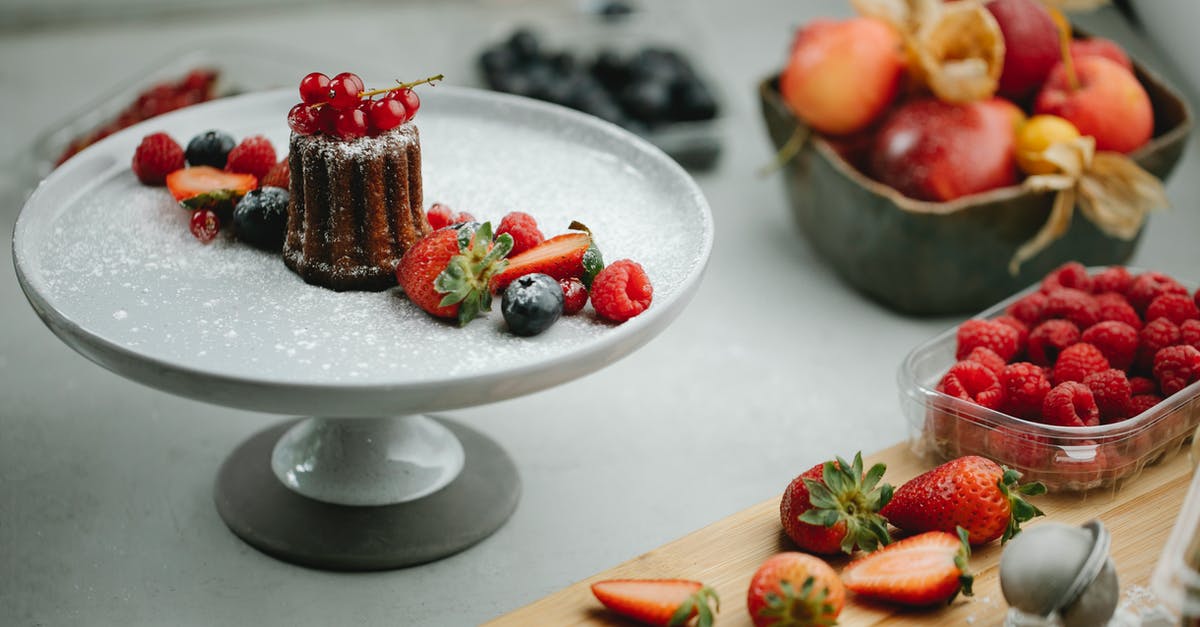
[13,86,712,416]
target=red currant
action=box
[287,103,322,135]
[369,98,408,132]
[327,75,362,111]
[299,72,331,105]
[560,278,588,315]
[334,108,369,139]
[316,105,338,135]
[393,88,421,118]
[334,72,365,94]
[190,209,220,243]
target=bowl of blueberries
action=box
[475,4,722,171]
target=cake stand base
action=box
[213,417,520,571]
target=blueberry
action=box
[232,186,289,250]
[185,130,235,168]
[507,28,541,62]
[479,45,518,82]
[671,79,718,121]
[619,79,672,123]
[591,49,629,89]
[502,273,564,337]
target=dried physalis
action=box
[854,0,1005,103]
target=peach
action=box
[1069,37,1132,71]
[986,0,1062,99]
[779,17,904,135]
[1034,55,1153,153]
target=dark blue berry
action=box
[232,186,289,250]
[502,273,564,337]
[185,130,236,168]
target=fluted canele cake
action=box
[284,124,430,291]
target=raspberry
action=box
[559,277,587,315]
[131,132,185,185]
[260,159,290,189]
[1052,342,1110,385]
[1182,320,1200,351]
[1137,318,1181,371]
[965,346,1006,377]
[1129,394,1163,417]
[425,203,475,230]
[985,427,1050,471]
[1006,291,1047,325]
[1082,369,1132,423]
[1153,345,1200,396]
[496,211,545,256]
[1000,362,1052,420]
[1145,293,1200,326]
[591,259,652,323]
[1040,261,1093,294]
[956,318,1020,361]
[938,360,1005,410]
[1027,319,1080,366]
[225,135,277,180]
[1080,321,1138,371]
[1095,292,1141,330]
[1129,376,1158,396]
[1044,288,1099,329]
[1126,271,1188,314]
[995,315,1029,356]
[1092,266,1133,295]
[1041,381,1100,427]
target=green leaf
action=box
[581,241,604,289]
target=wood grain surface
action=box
[488,442,1192,626]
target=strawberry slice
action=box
[490,224,603,293]
[591,579,719,627]
[166,166,257,201]
[841,529,974,607]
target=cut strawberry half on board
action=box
[490,222,603,293]
[591,579,719,627]
[841,529,974,607]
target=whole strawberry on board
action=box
[880,455,1046,545]
[746,552,843,627]
[591,579,719,627]
[779,452,892,555]
[841,528,974,607]
[395,222,514,325]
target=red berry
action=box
[189,209,220,243]
[288,103,323,135]
[1095,292,1142,330]
[1000,362,1052,420]
[1182,320,1200,351]
[1080,321,1138,371]
[225,135,277,180]
[1044,288,1099,329]
[393,88,421,118]
[1129,376,1158,396]
[328,74,363,111]
[1027,319,1081,366]
[985,426,1051,471]
[1083,369,1132,423]
[938,360,1005,410]
[260,159,290,189]
[1153,345,1200,396]
[1138,318,1181,371]
[1041,261,1093,294]
[426,203,454,230]
[1052,342,1110,385]
[1129,394,1162,416]
[369,98,408,132]
[995,315,1029,355]
[560,277,588,315]
[591,259,652,323]
[131,132,185,185]
[956,318,1020,361]
[1126,272,1188,314]
[965,346,1006,377]
[334,108,369,139]
[1042,381,1100,427]
[299,72,331,105]
[1146,293,1200,326]
[496,211,545,256]
[1006,291,1047,325]
[334,72,365,94]
[1092,266,1133,295]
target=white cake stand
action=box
[12,86,713,570]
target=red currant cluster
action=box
[287,72,443,140]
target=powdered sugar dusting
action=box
[18,88,711,391]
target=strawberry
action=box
[746,552,843,627]
[165,166,258,218]
[490,222,603,293]
[880,455,1045,545]
[779,452,892,555]
[591,579,718,627]
[395,222,513,325]
[841,529,973,607]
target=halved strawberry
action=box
[166,166,258,218]
[490,222,603,293]
[841,529,973,607]
[591,579,718,627]
[395,222,513,325]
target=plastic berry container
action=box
[898,270,1200,492]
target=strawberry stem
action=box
[998,467,1047,544]
[798,452,893,554]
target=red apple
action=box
[1070,37,1132,71]
[779,17,904,135]
[1034,55,1153,153]
[986,0,1061,100]
[871,98,1022,202]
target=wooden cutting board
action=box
[488,442,1193,626]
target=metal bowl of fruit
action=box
[759,0,1191,315]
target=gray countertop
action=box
[2,2,1197,625]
